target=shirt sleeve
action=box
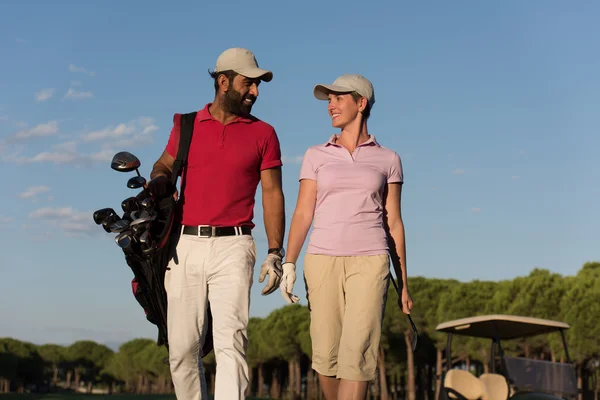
[165,113,182,158]
[299,148,317,181]
[388,152,404,183]
[260,127,283,170]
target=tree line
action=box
[1,261,599,399]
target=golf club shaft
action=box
[389,263,418,328]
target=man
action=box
[147,47,286,400]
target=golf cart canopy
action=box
[437,315,577,398]
[435,314,570,340]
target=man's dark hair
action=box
[351,91,371,120]
[208,69,238,93]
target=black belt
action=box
[182,225,251,238]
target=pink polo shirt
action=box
[300,134,403,256]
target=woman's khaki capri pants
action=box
[303,253,390,381]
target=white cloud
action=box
[3,117,158,166]
[282,155,304,165]
[452,168,465,175]
[35,88,54,102]
[0,216,13,224]
[10,141,78,165]
[65,88,93,100]
[19,185,51,199]
[68,64,95,77]
[82,123,135,142]
[28,206,95,235]
[14,120,58,140]
[82,117,158,144]
[471,207,481,213]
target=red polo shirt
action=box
[165,103,282,228]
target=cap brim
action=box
[234,67,273,82]
[313,84,354,100]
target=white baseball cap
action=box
[214,47,273,82]
[314,74,375,107]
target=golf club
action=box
[130,213,156,227]
[109,219,130,233]
[127,176,147,189]
[140,197,155,211]
[139,230,155,253]
[390,271,419,352]
[121,197,140,213]
[111,151,142,177]
[115,231,136,255]
[101,214,121,233]
[93,208,116,225]
[131,221,150,239]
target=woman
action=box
[279,74,413,400]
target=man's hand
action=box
[398,286,413,314]
[280,262,300,304]
[258,254,283,295]
[147,175,176,199]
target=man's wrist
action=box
[268,247,285,259]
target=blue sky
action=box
[1,1,598,349]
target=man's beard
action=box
[222,88,256,118]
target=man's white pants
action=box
[164,231,256,400]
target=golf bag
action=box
[126,111,214,357]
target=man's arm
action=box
[150,150,175,180]
[261,167,285,249]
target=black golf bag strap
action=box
[171,112,197,190]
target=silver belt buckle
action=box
[197,225,214,238]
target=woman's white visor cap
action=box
[313,74,375,108]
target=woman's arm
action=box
[285,179,317,264]
[384,182,413,314]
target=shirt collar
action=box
[198,103,255,124]
[324,134,380,147]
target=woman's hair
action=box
[351,91,371,120]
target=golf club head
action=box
[140,197,155,210]
[408,314,419,352]
[111,151,141,174]
[130,214,156,227]
[101,214,121,233]
[121,197,140,213]
[127,176,147,189]
[139,230,154,248]
[131,221,150,237]
[115,231,134,249]
[93,208,116,225]
[109,219,130,233]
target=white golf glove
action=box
[280,262,300,304]
[258,253,282,295]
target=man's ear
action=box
[218,74,230,92]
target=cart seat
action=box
[444,369,489,400]
[479,373,513,400]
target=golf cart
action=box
[435,315,578,400]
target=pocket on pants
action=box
[163,236,192,300]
